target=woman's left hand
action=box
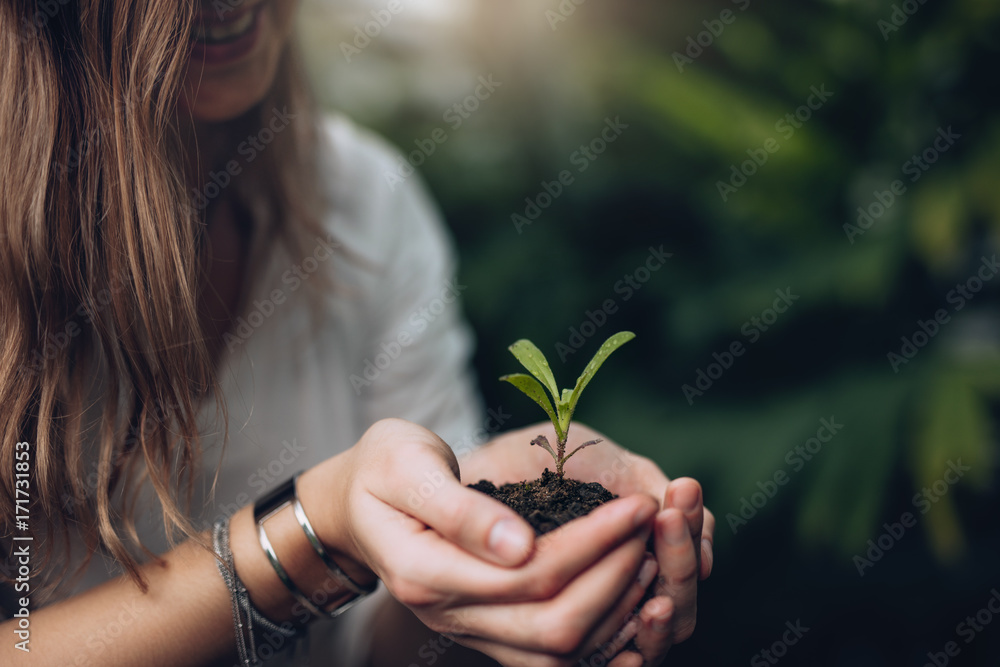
[461,422,715,666]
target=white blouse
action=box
[73,115,485,665]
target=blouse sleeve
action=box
[311,116,490,667]
[324,115,486,456]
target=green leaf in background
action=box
[796,374,906,553]
[911,363,995,561]
[910,178,967,274]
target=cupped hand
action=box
[462,422,715,665]
[305,418,662,666]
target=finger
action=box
[530,494,658,583]
[451,636,552,667]
[608,651,644,667]
[368,494,659,607]
[455,617,641,667]
[379,435,536,567]
[654,509,698,644]
[666,478,703,538]
[633,596,675,665]
[442,527,651,652]
[701,507,715,580]
[584,616,639,667]
[580,555,657,662]
[666,478,703,578]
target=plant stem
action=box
[556,435,567,477]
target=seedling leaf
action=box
[500,331,635,477]
[563,438,603,464]
[568,331,635,415]
[500,373,562,439]
[531,435,557,459]
[508,340,560,404]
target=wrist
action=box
[296,451,377,588]
[229,504,305,624]
[229,454,376,625]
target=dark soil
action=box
[468,468,616,535]
[470,469,656,655]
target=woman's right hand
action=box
[299,418,660,666]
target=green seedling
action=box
[500,331,635,477]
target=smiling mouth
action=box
[191,5,260,45]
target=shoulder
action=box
[313,113,455,271]
[316,113,400,196]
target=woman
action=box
[0,1,715,665]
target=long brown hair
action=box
[0,0,323,592]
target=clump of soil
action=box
[469,468,616,535]
[470,469,656,655]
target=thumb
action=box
[381,425,535,567]
[421,478,536,567]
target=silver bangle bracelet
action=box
[293,496,377,597]
[255,520,326,618]
[253,473,377,620]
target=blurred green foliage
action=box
[301,0,1000,662]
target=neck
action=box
[177,114,255,364]
[179,119,235,191]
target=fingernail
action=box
[702,538,714,572]
[488,519,531,561]
[666,514,687,546]
[637,557,658,589]
[674,484,700,513]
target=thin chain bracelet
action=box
[213,518,300,666]
[213,518,254,666]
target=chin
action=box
[180,0,296,123]
[181,57,280,123]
